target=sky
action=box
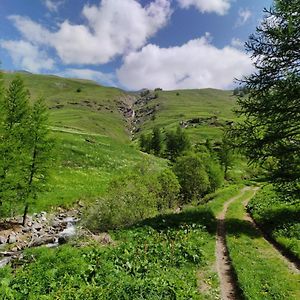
[0,0,273,90]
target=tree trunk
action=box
[22,203,29,226]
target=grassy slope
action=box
[1,186,243,299]
[137,89,236,142]
[3,72,129,142]
[1,73,165,214]
[248,185,300,260]
[226,189,300,300]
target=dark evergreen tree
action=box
[139,133,151,153]
[219,137,234,180]
[151,127,163,156]
[228,0,300,187]
[165,126,190,161]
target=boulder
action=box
[8,233,17,244]
[0,236,6,245]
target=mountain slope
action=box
[132,88,236,142]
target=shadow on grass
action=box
[136,208,217,234]
[254,208,300,234]
[225,218,261,238]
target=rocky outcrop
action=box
[0,209,80,268]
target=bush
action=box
[156,169,180,211]
[206,160,223,192]
[83,174,157,231]
[173,153,210,203]
[83,164,180,231]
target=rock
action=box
[77,200,84,208]
[0,257,12,269]
[22,227,31,233]
[8,234,17,244]
[0,236,6,245]
[29,236,56,247]
[51,220,61,228]
[33,223,42,231]
[92,233,113,245]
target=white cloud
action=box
[231,38,244,49]
[59,68,116,86]
[117,36,253,90]
[8,0,172,65]
[236,8,252,26]
[177,0,231,15]
[0,40,55,73]
[44,0,64,12]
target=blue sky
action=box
[0,0,273,90]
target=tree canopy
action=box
[228,0,300,187]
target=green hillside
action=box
[2,72,132,143]
[1,72,238,213]
[3,72,237,144]
[132,88,236,142]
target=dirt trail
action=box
[215,187,251,300]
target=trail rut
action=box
[215,187,251,300]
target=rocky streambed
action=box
[0,209,81,268]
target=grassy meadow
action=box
[135,88,237,142]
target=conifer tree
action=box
[0,76,30,214]
[166,126,190,161]
[22,98,53,225]
[228,0,300,186]
[139,133,151,153]
[0,76,53,221]
[151,127,163,156]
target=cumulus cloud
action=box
[231,38,244,49]
[177,0,231,15]
[0,40,55,73]
[117,35,253,90]
[8,0,172,65]
[44,0,65,12]
[59,68,116,86]
[236,8,252,26]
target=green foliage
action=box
[218,136,235,180]
[165,126,190,161]
[139,133,151,153]
[248,185,300,259]
[156,168,180,211]
[174,153,210,203]
[83,163,180,231]
[0,77,53,219]
[151,126,163,156]
[228,0,300,186]
[0,77,31,215]
[204,158,223,193]
[0,206,219,299]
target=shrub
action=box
[156,169,180,211]
[83,174,157,231]
[173,153,210,203]
[83,163,180,231]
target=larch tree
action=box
[228,0,300,189]
[0,76,53,222]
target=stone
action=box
[0,236,6,245]
[22,227,31,233]
[29,236,56,247]
[8,234,17,244]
